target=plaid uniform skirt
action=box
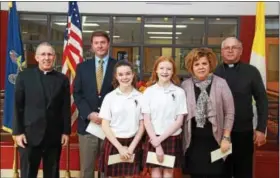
[142,134,183,169]
[98,137,142,177]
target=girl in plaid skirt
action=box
[98,61,145,178]
[141,56,188,178]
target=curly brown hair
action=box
[185,48,218,75]
[146,56,180,87]
[112,60,137,88]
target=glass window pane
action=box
[176,18,205,45]
[51,15,67,41]
[267,39,279,82]
[23,43,37,68]
[143,47,172,73]
[83,45,94,60]
[112,47,140,76]
[175,48,221,75]
[212,48,222,64]
[144,47,160,73]
[82,16,109,44]
[144,17,173,44]
[113,17,141,43]
[208,18,237,45]
[20,14,48,41]
[174,48,190,75]
[53,45,64,72]
[266,18,279,37]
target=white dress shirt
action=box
[142,83,188,136]
[99,87,143,138]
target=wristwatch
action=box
[222,135,231,142]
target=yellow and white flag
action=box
[250,2,266,130]
[250,2,266,87]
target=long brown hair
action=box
[112,60,137,88]
[146,56,180,87]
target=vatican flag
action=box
[250,2,266,130]
[250,2,266,87]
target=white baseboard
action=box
[0,169,92,178]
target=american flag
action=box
[62,1,83,135]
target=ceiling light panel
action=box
[147,32,182,35]
[145,24,187,28]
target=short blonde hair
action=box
[185,48,218,75]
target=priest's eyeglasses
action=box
[222,46,241,51]
[37,53,55,57]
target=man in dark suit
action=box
[13,42,71,178]
[73,31,117,178]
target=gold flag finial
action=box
[8,2,13,8]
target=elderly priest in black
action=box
[12,42,71,178]
[215,37,268,178]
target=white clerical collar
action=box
[43,69,54,75]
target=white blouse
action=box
[99,87,143,138]
[141,83,188,136]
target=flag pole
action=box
[12,140,19,178]
[64,74,72,178]
[63,2,83,177]
[64,141,71,178]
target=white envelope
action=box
[86,122,105,140]
[146,151,175,168]
[108,154,135,165]
[211,144,232,163]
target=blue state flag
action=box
[2,2,26,133]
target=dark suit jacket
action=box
[73,57,117,135]
[12,68,71,146]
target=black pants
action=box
[18,143,62,178]
[224,130,254,178]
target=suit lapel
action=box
[100,57,114,95]
[90,58,98,93]
[36,68,61,109]
[46,72,59,109]
[35,68,46,108]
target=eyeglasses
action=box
[37,53,55,57]
[222,46,241,51]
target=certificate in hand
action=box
[108,154,135,165]
[146,151,175,168]
[211,144,232,163]
[85,122,105,140]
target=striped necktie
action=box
[96,59,104,94]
